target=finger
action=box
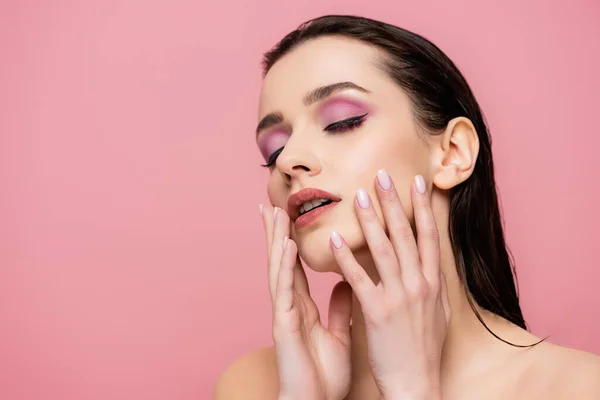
[274,236,296,313]
[272,207,291,250]
[412,175,441,285]
[374,169,421,285]
[265,206,308,297]
[329,230,375,305]
[327,280,352,346]
[261,204,275,253]
[261,204,276,299]
[293,257,310,296]
[354,188,401,288]
[440,271,451,323]
[263,207,285,300]
[268,207,291,300]
[271,238,316,381]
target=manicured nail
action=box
[357,188,370,208]
[259,204,263,216]
[273,207,278,220]
[330,231,343,249]
[283,236,288,251]
[415,175,426,194]
[376,169,392,190]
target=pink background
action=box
[1,0,599,399]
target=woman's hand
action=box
[329,171,451,400]
[261,204,353,400]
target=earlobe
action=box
[432,117,479,190]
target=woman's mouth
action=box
[299,198,333,215]
[295,200,339,229]
[287,187,341,229]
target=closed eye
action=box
[261,147,284,168]
[261,113,368,168]
[324,113,368,132]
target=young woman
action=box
[215,15,600,400]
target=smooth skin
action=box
[215,36,600,399]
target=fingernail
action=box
[273,207,278,220]
[330,231,343,249]
[259,204,263,216]
[415,175,426,194]
[356,188,370,208]
[376,169,392,191]
[283,236,288,251]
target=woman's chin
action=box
[297,246,337,273]
[295,226,363,274]
[295,230,340,273]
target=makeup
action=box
[287,188,341,229]
[258,130,289,162]
[318,96,372,126]
[294,201,339,229]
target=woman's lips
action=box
[287,188,341,221]
[294,201,340,229]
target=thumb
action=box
[327,281,353,345]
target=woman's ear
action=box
[431,117,479,190]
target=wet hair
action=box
[262,15,542,346]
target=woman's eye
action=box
[260,114,368,169]
[261,147,284,168]
[324,113,368,133]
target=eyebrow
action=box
[256,81,370,135]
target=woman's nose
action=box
[276,146,322,181]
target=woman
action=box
[215,15,600,399]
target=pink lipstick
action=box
[287,188,341,229]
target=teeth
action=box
[299,198,330,215]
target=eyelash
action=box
[261,113,368,168]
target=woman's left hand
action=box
[329,170,451,400]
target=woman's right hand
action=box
[261,204,353,400]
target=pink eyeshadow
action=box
[258,130,289,161]
[319,97,371,125]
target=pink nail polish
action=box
[259,204,263,216]
[330,231,343,249]
[356,188,370,208]
[376,169,392,190]
[415,175,426,194]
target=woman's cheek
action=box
[267,178,287,208]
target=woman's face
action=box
[257,36,433,273]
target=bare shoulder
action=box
[213,346,278,400]
[530,342,600,399]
